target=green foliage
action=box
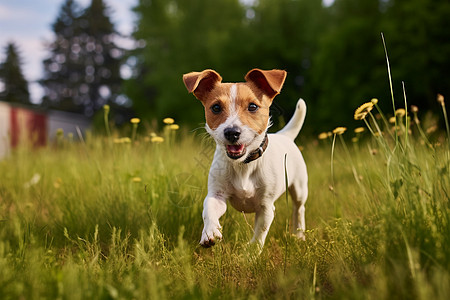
[0,102,449,298]
[127,0,450,132]
[0,42,30,104]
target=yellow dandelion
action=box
[132,177,142,183]
[121,137,132,144]
[389,117,396,124]
[56,128,64,137]
[437,93,445,105]
[318,132,329,140]
[163,117,175,125]
[395,108,406,117]
[351,137,358,143]
[354,127,365,134]
[131,118,141,124]
[371,98,378,104]
[354,102,374,120]
[151,136,164,143]
[169,124,180,130]
[53,178,63,189]
[332,127,347,135]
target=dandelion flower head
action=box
[131,118,141,124]
[163,117,175,125]
[151,136,164,143]
[437,93,445,105]
[395,108,406,117]
[354,102,374,120]
[318,132,329,140]
[354,127,365,134]
[332,127,347,135]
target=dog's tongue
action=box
[226,144,244,154]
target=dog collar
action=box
[243,133,269,164]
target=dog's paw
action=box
[200,226,222,248]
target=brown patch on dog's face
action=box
[182,68,286,133]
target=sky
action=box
[0,0,334,104]
[0,0,137,103]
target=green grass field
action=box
[0,100,449,299]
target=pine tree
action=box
[41,0,124,116]
[0,42,30,104]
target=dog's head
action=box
[183,68,286,162]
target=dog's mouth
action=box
[226,144,246,159]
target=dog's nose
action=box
[224,127,241,143]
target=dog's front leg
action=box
[250,204,275,248]
[200,193,227,247]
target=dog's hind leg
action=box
[289,181,308,240]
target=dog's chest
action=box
[227,168,262,213]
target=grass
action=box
[0,98,449,299]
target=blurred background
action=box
[0,0,449,135]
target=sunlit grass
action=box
[0,101,449,299]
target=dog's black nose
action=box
[224,127,241,143]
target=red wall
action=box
[10,107,47,148]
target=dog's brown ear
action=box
[182,69,222,99]
[245,69,287,98]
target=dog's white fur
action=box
[183,69,308,248]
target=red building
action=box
[0,101,90,158]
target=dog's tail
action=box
[276,98,306,140]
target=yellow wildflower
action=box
[103,104,110,113]
[354,102,374,120]
[121,137,132,144]
[318,132,329,140]
[131,118,141,124]
[411,105,418,113]
[132,177,142,183]
[354,127,365,134]
[163,118,175,125]
[169,124,180,130]
[351,137,358,143]
[437,93,445,105]
[151,136,164,143]
[371,98,378,104]
[389,117,396,124]
[54,178,63,189]
[395,108,406,117]
[332,127,347,135]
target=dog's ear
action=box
[183,69,222,99]
[245,69,287,99]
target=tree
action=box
[41,0,124,117]
[0,42,30,104]
[310,0,387,130]
[129,0,247,124]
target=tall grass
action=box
[0,97,449,299]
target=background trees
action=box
[1,0,448,132]
[128,0,450,132]
[40,0,124,118]
[0,42,30,105]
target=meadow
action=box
[0,97,449,299]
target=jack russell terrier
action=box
[182,68,308,248]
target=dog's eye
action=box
[248,103,259,112]
[211,103,222,114]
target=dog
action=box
[182,68,308,248]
